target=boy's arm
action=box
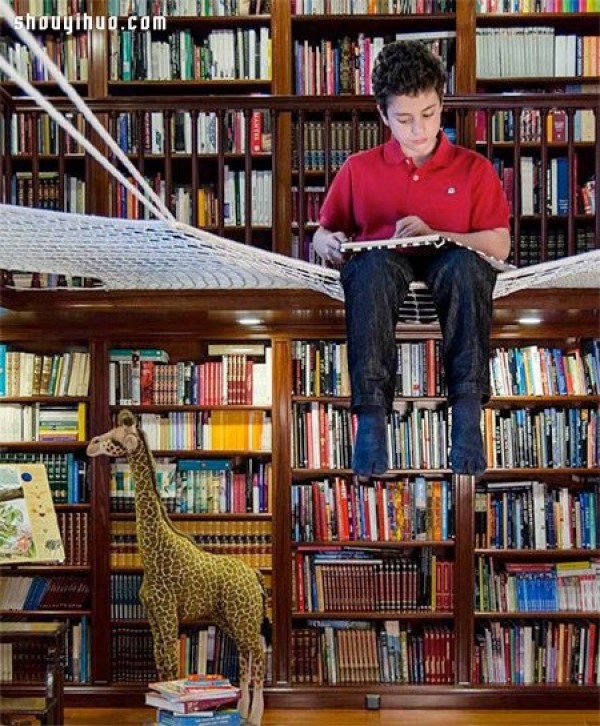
[313,226,348,265]
[435,228,511,262]
[394,219,511,261]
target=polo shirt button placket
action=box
[412,174,419,181]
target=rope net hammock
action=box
[0,0,598,312]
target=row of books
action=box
[224,166,272,226]
[0,403,87,443]
[57,510,90,565]
[110,173,271,227]
[475,481,599,550]
[476,29,599,79]
[291,185,326,226]
[292,621,455,685]
[291,119,383,172]
[111,626,157,683]
[484,406,598,470]
[476,0,596,12]
[10,0,87,14]
[516,227,596,267]
[10,111,84,155]
[108,0,270,16]
[109,348,272,406]
[293,0,455,12]
[110,625,255,684]
[1,270,101,289]
[110,457,271,514]
[292,339,600,400]
[493,155,591,217]
[0,452,88,504]
[113,172,272,226]
[121,410,272,451]
[0,616,90,684]
[294,32,455,96]
[0,35,88,83]
[294,549,454,613]
[291,401,450,471]
[9,172,86,214]
[110,519,272,569]
[292,339,447,398]
[473,620,600,686]
[109,27,271,81]
[475,557,600,613]
[0,347,91,398]
[110,572,144,619]
[113,109,272,156]
[291,477,453,543]
[0,575,90,610]
[110,572,272,621]
[475,107,596,144]
[490,341,600,397]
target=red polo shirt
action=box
[319,131,510,241]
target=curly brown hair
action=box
[372,40,446,114]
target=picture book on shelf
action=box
[0,464,64,565]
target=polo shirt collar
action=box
[383,130,455,168]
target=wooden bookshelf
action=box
[0,0,599,712]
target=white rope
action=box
[0,0,174,222]
[0,55,169,221]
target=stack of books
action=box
[145,674,241,726]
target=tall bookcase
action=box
[0,305,599,707]
[0,0,599,711]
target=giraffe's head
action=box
[87,410,142,458]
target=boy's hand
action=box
[394,216,433,238]
[313,230,347,265]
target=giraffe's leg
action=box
[142,593,179,681]
[238,650,251,722]
[247,642,265,726]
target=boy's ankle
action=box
[352,406,388,478]
[450,395,486,476]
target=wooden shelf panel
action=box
[475,611,600,619]
[110,404,272,412]
[293,540,454,549]
[111,512,272,520]
[0,442,88,451]
[150,449,271,457]
[292,468,452,477]
[0,397,89,404]
[0,610,91,617]
[475,548,600,558]
[292,611,453,620]
[0,565,90,573]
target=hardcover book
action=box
[0,464,64,565]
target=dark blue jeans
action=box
[340,246,497,413]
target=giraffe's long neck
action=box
[127,434,180,557]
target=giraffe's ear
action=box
[122,432,139,453]
[118,409,136,427]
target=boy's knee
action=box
[435,249,495,289]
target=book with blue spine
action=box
[157,710,240,726]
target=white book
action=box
[531,481,547,550]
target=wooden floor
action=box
[64,709,600,726]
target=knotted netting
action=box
[0,0,598,310]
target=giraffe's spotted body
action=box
[87,411,269,726]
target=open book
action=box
[0,464,64,565]
[340,234,514,272]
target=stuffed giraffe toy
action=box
[87,410,271,726]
